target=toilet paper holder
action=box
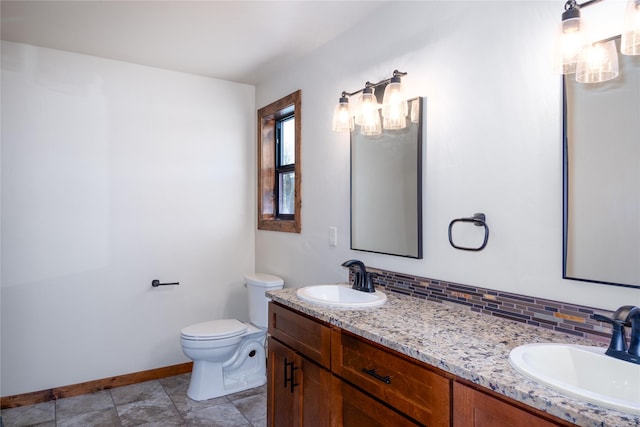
[152,279,180,287]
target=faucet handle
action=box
[593,313,628,352]
[593,313,610,323]
[594,313,630,327]
[594,313,616,324]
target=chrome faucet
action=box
[594,305,640,364]
[341,259,375,293]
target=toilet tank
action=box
[245,273,284,329]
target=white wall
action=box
[1,42,256,396]
[2,0,637,399]
[255,2,639,309]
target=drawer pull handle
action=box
[362,368,391,384]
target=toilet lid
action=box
[181,319,248,340]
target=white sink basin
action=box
[509,343,640,415]
[296,284,387,308]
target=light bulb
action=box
[383,108,406,130]
[576,40,619,83]
[382,76,408,130]
[355,88,382,136]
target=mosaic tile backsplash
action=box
[366,267,619,345]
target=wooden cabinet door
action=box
[267,337,331,427]
[300,354,331,427]
[267,337,301,427]
[453,382,567,427]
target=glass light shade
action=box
[383,114,406,130]
[621,0,640,55]
[410,99,420,123]
[381,78,408,130]
[576,40,619,83]
[332,97,354,132]
[355,89,382,136]
[553,13,588,74]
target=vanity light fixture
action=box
[554,0,639,83]
[332,70,408,135]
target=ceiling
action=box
[1,1,389,85]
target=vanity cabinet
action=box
[268,302,451,427]
[268,302,577,427]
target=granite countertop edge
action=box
[266,287,640,427]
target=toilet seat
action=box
[181,319,248,340]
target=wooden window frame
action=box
[257,90,301,233]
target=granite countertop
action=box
[266,287,640,427]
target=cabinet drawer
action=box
[332,329,451,427]
[453,382,572,427]
[331,376,421,427]
[268,302,332,368]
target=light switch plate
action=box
[329,227,337,246]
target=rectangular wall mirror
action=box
[563,37,639,289]
[350,97,423,258]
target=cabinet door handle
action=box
[362,367,391,384]
[284,358,299,393]
[284,358,293,388]
[289,364,299,393]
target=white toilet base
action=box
[186,336,267,401]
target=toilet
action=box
[180,273,284,401]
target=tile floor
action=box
[0,373,266,427]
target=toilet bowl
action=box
[180,273,284,401]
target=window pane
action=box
[278,171,295,215]
[280,117,295,166]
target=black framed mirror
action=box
[563,37,639,289]
[350,97,423,258]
